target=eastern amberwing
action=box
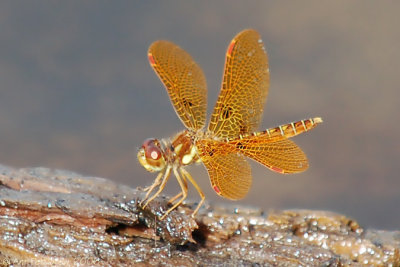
[138,29,322,219]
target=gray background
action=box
[1,1,399,229]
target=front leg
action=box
[140,169,165,205]
[142,177,161,192]
[141,167,172,209]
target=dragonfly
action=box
[138,29,322,219]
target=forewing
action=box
[229,137,309,173]
[196,140,251,200]
[208,29,269,138]
[148,41,207,130]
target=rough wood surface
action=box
[0,164,398,266]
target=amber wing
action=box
[198,29,270,199]
[148,41,207,130]
[208,29,270,138]
[196,139,252,200]
[228,137,308,173]
[197,134,308,199]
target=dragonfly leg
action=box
[160,168,188,220]
[141,170,165,203]
[141,167,172,209]
[167,173,188,204]
[142,185,154,192]
[181,168,205,217]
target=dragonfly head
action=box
[137,138,166,172]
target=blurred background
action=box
[1,1,399,230]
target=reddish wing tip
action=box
[271,166,285,174]
[148,53,155,65]
[213,185,221,194]
[227,41,236,56]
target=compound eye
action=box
[142,139,162,160]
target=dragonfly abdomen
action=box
[228,117,322,142]
[260,117,322,140]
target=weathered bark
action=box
[0,164,398,266]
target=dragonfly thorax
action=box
[169,131,200,166]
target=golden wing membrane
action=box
[208,29,270,138]
[196,134,307,200]
[196,140,251,200]
[228,137,308,173]
[148,41,207,130]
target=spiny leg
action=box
[140,170,165,205]
[143,183,157,192]
[142,167,172,209]
[181,168,205,217]
[160,168,188,220]
[167,190,182,206]
[167,173,188,205]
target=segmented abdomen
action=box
[228,117,323,142]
